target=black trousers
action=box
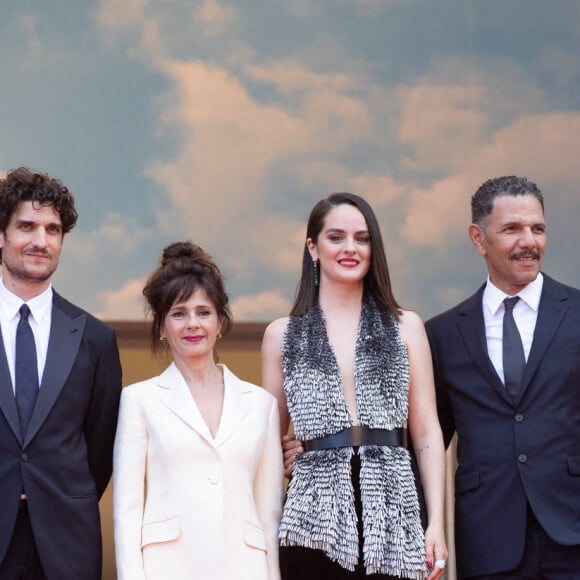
[466,505,580,580]
[0,503,48,580]
[280,453,415,579]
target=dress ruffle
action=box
[280,298,428,578]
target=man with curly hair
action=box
[0,167,122,580]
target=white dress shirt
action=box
[0,278,53,392]
[482,273,543,385]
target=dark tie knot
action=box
[504,296,519,312]
[19,303,31,320]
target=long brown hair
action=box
[290,192,402,319]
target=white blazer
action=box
[113,363,283,580]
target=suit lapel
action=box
[24,300,86,446]
[520,275,568,398]
[0,332,22,444]
[158,363,251,448]
[457,286,513,405]
[157,363,216,445]
[213,365,250,447]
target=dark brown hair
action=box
[143,241,232,351]
[290,192,402,319]
[0,167,78,263]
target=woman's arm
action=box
[253,396,284,580]
[113,386,148,580]
[260,317,291,437]
[399,310,448,579]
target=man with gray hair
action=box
[426,176,580,578]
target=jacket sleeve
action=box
[84,327,122,498]
[425,321,456,448]
[253,396,284,580]
[113,386,148,580]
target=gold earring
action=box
[217,333,222,340]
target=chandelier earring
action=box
[313,259,320,287]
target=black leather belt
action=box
[303,425,407,451]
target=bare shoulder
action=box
[262,316,290,345]
[398,309,424,330]
[397,309,427,343]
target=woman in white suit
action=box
[113,241,283,580]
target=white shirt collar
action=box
[483,272,544,316]
[0,278,53,323]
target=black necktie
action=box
[503,296,525,401]
[15,304,39,436]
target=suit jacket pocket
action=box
[141,515,181,548]
[568,456,580,476]
[242,521,266,551]
[455,468,480,494]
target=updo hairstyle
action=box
[143,241,233,351]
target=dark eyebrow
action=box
[14,219,62,228]
[325,228,369,234]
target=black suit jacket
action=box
[425,274,580,578]
[0,291,122,580]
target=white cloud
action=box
[94,278,147,320]
[224,216,305,277]
[86,1,580,321]
[194,0,236,37]
[349,174,405,205]
[231,290,291,322]
[55,213,156,317]
[95,0,146,33]
[402,111,580,247]
[401,175,473,246]
[397,56,551,177]
[91,212,154,254]
[399,83,488,173]
[144,57,376,256]
[245,60,358,93]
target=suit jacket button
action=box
[21,453,28,462]
[518,454,528,463]
[515,414,525,422]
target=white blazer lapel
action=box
[157,363,215,445]
[213,364,251,447]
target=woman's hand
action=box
[281,434,303,478]
[425,523,448,579]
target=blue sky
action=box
[1,0,579,321]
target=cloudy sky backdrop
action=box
[2,0,579,322]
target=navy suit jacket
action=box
[0,291,122,580]
[425,274,580,578]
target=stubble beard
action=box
[3,259,57,284]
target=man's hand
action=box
[282,435,304,478]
